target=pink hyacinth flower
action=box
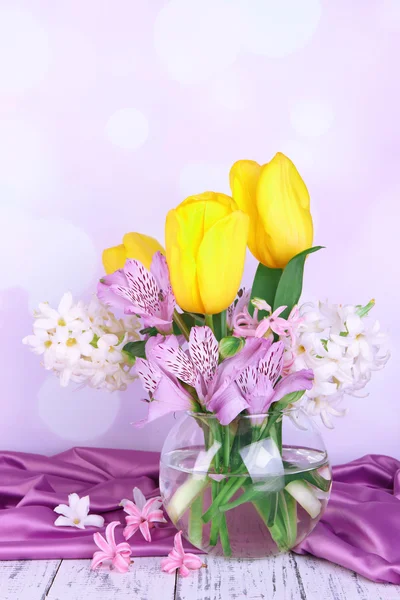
[161,531,205,577]
[97,251,175,334]
[123,487,167,542]
[91,521,132,573]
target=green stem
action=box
[209,481,221,546]
[205,314,214,331]
[223,426,230,469]
[219,310,227,339]
[173,310,190,341]
[219,514,232,557]
[202,476,248,523]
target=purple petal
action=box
[97,271,132,312]
[258,341,284,385]
[247,374,275,414]
[271,369,314,404]
[114,259,160,315]
[189,327,219,386]
[236,366,258,396]
[208,381,249,425]
[135,370,194,427]
[135,359,161,394]
[152,343,197,386]
[150,252,176,321]
[219,337,272,382]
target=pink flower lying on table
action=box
[161,531,205,577]
[91,522,132,573]
[123,487,167,542]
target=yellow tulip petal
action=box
[102,244,127,274]
[165,209,205,313]
[257,153,313,268]
[123,232,165,270]
[229,160,274,266]
[197,211,249,314]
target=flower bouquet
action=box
[24,152,388,559]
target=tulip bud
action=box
[102,232,164,274]
[230,153,313,269]
[165,192,249,314]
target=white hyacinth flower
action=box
[54,493,104,529]
[23,292,140,392]
[290,299,389,428]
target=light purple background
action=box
[1,1,399,464]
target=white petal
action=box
[34,318,57,330]
[53,503,73,517]
[54,516,74,527]
[285,480,321,519]
[77,495,90,519]
[84,514,105,528]
[345,314,363,336]
[133,487,147,510]
[58,292,73,316]
[60,368,72,387]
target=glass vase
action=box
[160,409,331,559]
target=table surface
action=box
[1,554,399,600]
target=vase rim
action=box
[186,407,303,419]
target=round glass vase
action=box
[160,409,331,559]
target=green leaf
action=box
[219,336,245,359]
[272,390,306,413]
[213,310,227,341]
[172,312,198,336]
[250,263,283,317]
[90,333,100,348]
[253,490,297,552]
[122,340,146,364]
[139,326,159,337]
[356,299,375,318]
[284,467,331,493]
[273,246,324,319]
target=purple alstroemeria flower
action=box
[151,326,272,425]
[97,252,175,335]
[236,340,314,414]
[135,335,195,427]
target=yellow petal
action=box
[122,232,165,270]
[257,153,313,268]
[230,160,274,266]
[165,209,205,313]
[102,244,127,274]
[197,211,249,314]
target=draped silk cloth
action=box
[0,448,399,584]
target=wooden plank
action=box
[46,558,176,600]
[175,553,305,600]
[0,560,61,600]
[294,554,400,600]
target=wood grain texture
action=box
[295,554,400,600]
[0,559,61,600]
[1,555,400,599]
[176,553,305,600]
[45,558,175,600]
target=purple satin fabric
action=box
[294,454,400,584]
[0,448,399,584]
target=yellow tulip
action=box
[165,192,249,314]
[102,232,164,274]
[230,152,313,269]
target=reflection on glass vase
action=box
[160,409,331,559]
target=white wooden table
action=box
[1,554,399,600]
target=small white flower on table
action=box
[54,493,104,529]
